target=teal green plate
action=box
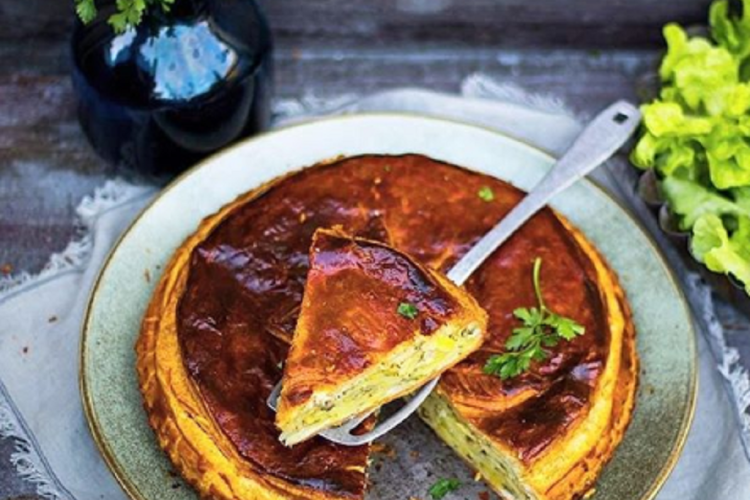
[81,114,696,500]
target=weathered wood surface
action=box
[1,0,712,47]
[0,0,709,498]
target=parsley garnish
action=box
[478,186,495,202]
[397,302,419,319]
[76,0,176,32]
[428,478,462,499]
[483,257,585,380]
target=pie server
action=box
[268,100,642,446]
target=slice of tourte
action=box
[275,227,488,445]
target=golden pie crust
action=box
[136,154,637,500]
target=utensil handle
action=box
[446,100,641,286]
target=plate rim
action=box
[79,111,698,500]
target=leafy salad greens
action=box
[632,0,750,293]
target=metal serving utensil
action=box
[268,100,642,446]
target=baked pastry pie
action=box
[136,154,637,500]
[275,227,488,445]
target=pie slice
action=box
[275,227,488,446]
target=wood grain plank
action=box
[271,47,658,114]
[0,68,108,274]
[262,0,712,49]
[1,0,712,47]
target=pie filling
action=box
[279,322,485,445]
[419,391,535,500]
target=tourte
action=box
[275,227,488,446]
[136,154,638,500]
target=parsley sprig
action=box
[478,185,495,202]
[483,257,585,380]
[76,0,177,33]
[428,478,462,499]
[397,302,419,320]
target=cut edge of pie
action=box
[275,227,489,446]
[417,217,638,500]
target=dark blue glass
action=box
[71,0,273,176]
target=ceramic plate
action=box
[81,114,696,500]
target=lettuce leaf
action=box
[733,186,750,210]
[660,25,738,112]
[711,0,750,59]
[642,102,713,136]
[631,0,750,295]
[661,177,750,229]
[691,214,750,293]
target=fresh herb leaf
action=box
[478,186,495,202]
[691,213,750,293]
[546,313,586,340]
[75,0,97,24]
[75,0,176,33]
[428,478,462,499]
[397,302,419,320]
[483,257,586,380]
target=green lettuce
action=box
[632,0,750,294]
[661,177,750,229]
[659,24,738,112]
[711,0,750,59]
[691,214,750,294]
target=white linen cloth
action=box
[1,75,748,499]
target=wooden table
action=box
[0,0,712,498]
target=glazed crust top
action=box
[278,227,460,410]
[176,154,610,496]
